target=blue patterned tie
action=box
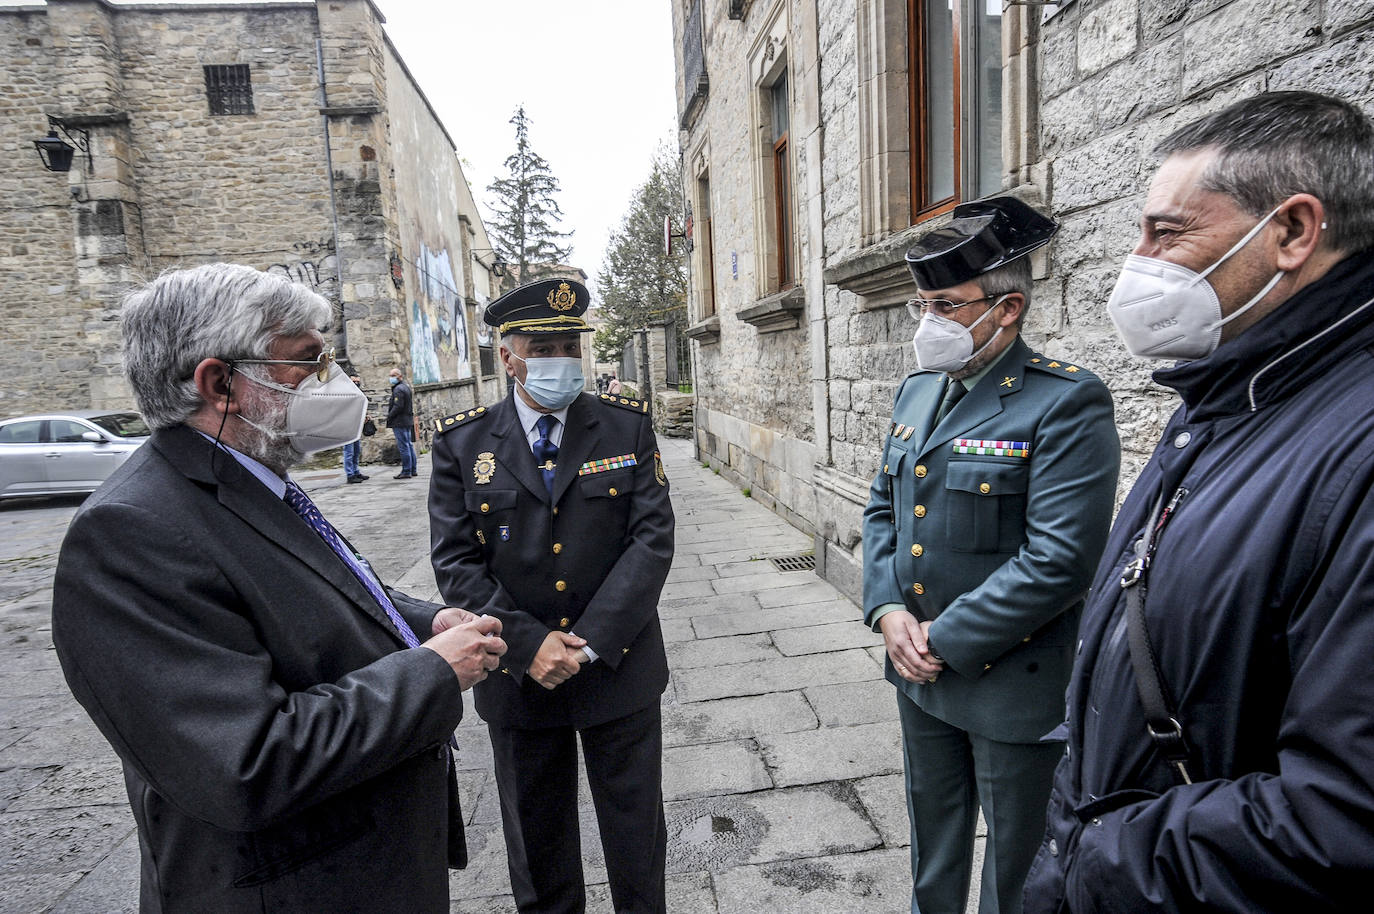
[283,481,420,649]
[534,414,559,497]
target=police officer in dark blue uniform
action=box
[863,197,1120,914]
[428,278,674,914]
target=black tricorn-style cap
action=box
[904,196,1058,290]
[483,278,594,335]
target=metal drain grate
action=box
[770,554,816,573]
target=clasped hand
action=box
[528,631,589,691]
[423,607,507,690]
[878,613,944,684]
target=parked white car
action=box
[0,411,150,499]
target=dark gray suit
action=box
[52,425,467,914]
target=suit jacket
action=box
[862,337,1120,743]
[51,425,467,914]
[429,391,674,730]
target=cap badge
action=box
[548,281,577,312]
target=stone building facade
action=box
[672,0,1374,601]
[0,0,505,446]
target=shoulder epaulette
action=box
[598,393,650,414]
[433,405,492,435]
[1026,355,1096,381]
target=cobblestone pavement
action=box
[0,438,986,912]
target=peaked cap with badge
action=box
[865,194,1121,912]
[484,277,594,336]
[905,195,1059,290]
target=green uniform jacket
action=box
[862,336,1120,743]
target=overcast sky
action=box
[376,0,680,296]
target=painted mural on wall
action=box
[409,241,471,384]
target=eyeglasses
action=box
[228,347,336,383]
[906,295,998,320]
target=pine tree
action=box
[485,106,573,290]
[593,144,687,362]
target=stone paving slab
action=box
[674,650,881,703]
[5,762,126,812]
[690,600,858,639]
[756,580,847,609]
[0,719,119,768]
[853,774,911,849]
[0,872,86,914]
[665,564,722,584]
[710,846,912,914]
[658,592,760,620]
[662,741,772,801]
[666,784,881,875]
[665,633,778,670]
[662,692,817,748]
[709,570,815,595]
[771,620,883,656]
[0,805,133,875]
[804,679,896,727]
[761,720,904,788]
[47,828,139,914]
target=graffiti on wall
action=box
[409,242,471,384]
[268,239,338,292]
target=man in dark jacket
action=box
[428,278,674,913]
[1023,91,1374,913]
[387,367,417,478]
[52,263,505,913]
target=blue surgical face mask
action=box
[389,376,400,386]
[511,354,585,410]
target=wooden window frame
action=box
[772,131,793,290]
[697,172,719,318]
[909,0,961,221]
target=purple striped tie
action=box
[283,482,420,649]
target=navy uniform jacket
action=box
[862,336,1120,743]
[52,426,466,914]
[428,391,674,730]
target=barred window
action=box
[204,64,254,116]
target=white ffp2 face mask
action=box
[237,362,368,454]
[1106,205,1285,361]
[911,296,1006,373]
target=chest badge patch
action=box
[578,453,638,476]
[953,438,1030,458]
[655,450,667,487]
[499,525,510,541]
[473,452,497,484]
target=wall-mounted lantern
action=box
[474,249,508,277]
[33,116,91,174]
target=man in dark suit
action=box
[387,366,417,478]
[429,277,675,914]
[52,263,506,914]
[862,198,1120,914]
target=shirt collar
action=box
[511,389,570,435]
[195,431,288,498]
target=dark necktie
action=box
[534,415,559,497]
[936,378,966,423]
[283,481,420,649]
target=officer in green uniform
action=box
[862,197,1120,914]
[428,278,674,913]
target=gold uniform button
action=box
[914,504,926,518]
[559,617,571,628]
[552,543,563,554]
[979,482,991,494]
[480,503,490,513]
[501,667,510,675]
[914,465,928,478]
[555,580,567,592]
[552,506,559,516]
[622,647,630,654]
[911,544,924,557]
[1023,636,1032,643]
[984,663,993,672]
[912,582,925,595]
[608,487,618,497]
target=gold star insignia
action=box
[1048,361,1061,368]
[1000,376,1016,388]
[1066,366,1080,373]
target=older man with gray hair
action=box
[1024,91,1374,913]
[52,263,505,913]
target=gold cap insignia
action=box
[548,281,577,312]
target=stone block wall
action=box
[1034,0,1374,483]
[672,0,819,531]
